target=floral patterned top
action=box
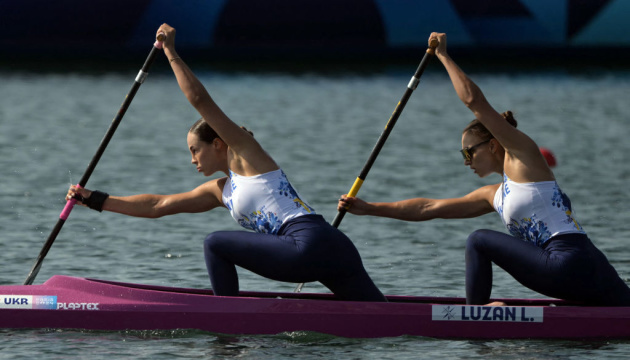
[222,169,315,234]
[493,174,585,247]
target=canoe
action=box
[1,275,629,339]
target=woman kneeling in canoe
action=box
[339,32,630,306]
[67,24,385,302]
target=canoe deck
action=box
[1,275,629,339]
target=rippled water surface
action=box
[1,59,629,358]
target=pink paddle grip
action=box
[154,32,165,49]
[60,184,83,220]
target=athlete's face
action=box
[461,132,494,178]
[187,132,224,176]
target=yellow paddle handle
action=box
[347,177,364,198]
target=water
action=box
[1,60,630,358]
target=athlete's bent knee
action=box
[466,229,493,249]
[203,231,231,254]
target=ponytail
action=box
[501,111,518,128]
[240,126,254,136]
[463,110,518,139]
[188,119,254,144]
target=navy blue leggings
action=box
[203,214,386,302]
[466,229,630,306]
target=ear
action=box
[489,138,497,153]
[212,138,226,150]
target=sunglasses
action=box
[460,139,491,162]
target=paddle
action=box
[23,34,166,285]
[294,38,439,293]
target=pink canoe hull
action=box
[1,275,629,339]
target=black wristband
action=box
[83,190,109,212]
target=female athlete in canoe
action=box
[338,32,630,306]
[67,24,385,302]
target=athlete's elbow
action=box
[187,93,205,109]
[146,199,171,218]
[462,90,481,110]
[461,83,486,110]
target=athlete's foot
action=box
[485,301,507,306]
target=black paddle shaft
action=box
[294,40,438,293]
[23,42,163,285]
[331,40,438,228]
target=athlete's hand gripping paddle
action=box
[23,34,166,285]
[294,38,439,293]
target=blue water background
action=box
[1,59,629,358]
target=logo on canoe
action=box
[432,305,543,323]
[1,295,57,310]
[57,302,100,310]
[1,296,100,310]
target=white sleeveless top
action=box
[222,169,316,234]
[493,174,585,247]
